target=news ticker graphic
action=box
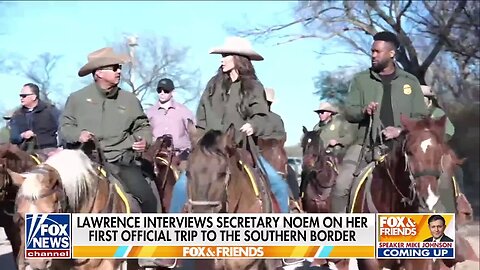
[377,214,455,259]
[25,213,456,259]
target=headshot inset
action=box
[423,215,453,242]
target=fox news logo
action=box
[379,216,417,236]
[25,213,71,258]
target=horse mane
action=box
[198,130,227,158]
[43,149,99,212]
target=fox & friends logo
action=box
[377,214,455,259]
[25,213,71,258]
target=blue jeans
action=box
[168,155,290,213]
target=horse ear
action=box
[7,168,26,187]
[302,126,308,134]
[224,124,236,146]
[400,114,414,131]
[433,115,447,136]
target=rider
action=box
[9,83,60,155]
[312,101,356,158]
[332,31,428,213]
[169,36,290,213]
[59,47,157,214]
[146,78,195,171]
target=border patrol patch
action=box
[403,84,412,95]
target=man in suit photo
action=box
[423,215,454,242]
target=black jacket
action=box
[9,101,60,149]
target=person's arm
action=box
[195,80,213,132]
[247,82,269,136]
[410,79,428,120]
[344,76,366,123]
[337,119,356,146]
[59,95,83,144]
[130,98,153,146]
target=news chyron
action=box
[377,214,455,259]
[25,213,71,259]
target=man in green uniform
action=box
[332,31,428,213]
[0,110,14,144]
[421,85,455,141]
[262,88,287,141]
[59,47,157,214]
[312,101,356,159]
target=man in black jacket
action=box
[9,83,60,154]
[423,215,454,242]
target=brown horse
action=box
[299,128,349,270]
[182,122,280,270]
[258,137,302,213]
[349,115,477,270]
[0,143,45,269]
[299,127,338,214]
[10,149,131,270]
[143,134,180,213]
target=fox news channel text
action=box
[70,213,375,259]
[377,214,455,259]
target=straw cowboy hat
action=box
[265,88,275,103]
[314,101,338,113]
[209,36,264,61]
[421,85,435,97]
[78,47,130,77]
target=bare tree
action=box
[110,35,202,106]
[3,52,62,105]
[230,0,474,86]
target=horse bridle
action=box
[186,162,231,214]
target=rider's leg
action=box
[286,165,300,200]
[437,171,457,213]
[257,155,290,213]
[331,144,363,213]
[169,172,188,213]
[117,163,158,213]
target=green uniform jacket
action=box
[313,114,357,149]
[261,111,287,141]
[196,77,270,144]
[60,83,152,162]
[344,67,428,145]
[429,106,455,141]
[0,126,10,144]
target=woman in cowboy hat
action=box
[169,37,290,213]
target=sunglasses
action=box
[156,88,173,94]
[99,64,122,72]
[19,94,34,98]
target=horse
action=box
[10,149,131,270]
[299,128,349,270]
[0,143,46,269]
[143,134,180,213]
[258,137,302,213]
[299,127,339,214]
[349,115,478,270]
[181,121,280,270]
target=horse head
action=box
[400,114,462,211]
[301,126,328,171]
[186,124,234,213]
[0,143,39,195]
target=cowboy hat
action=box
[209,36,264,61]
[314,101,338,113]
[421,85,435,97]
[265,88,275,103]
[78,47,130,77]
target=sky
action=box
[0,1,365,146]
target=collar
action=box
[95,83,119,99]
[157,99,177,110]
[370,64,401,82]
[21,100,47,113]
